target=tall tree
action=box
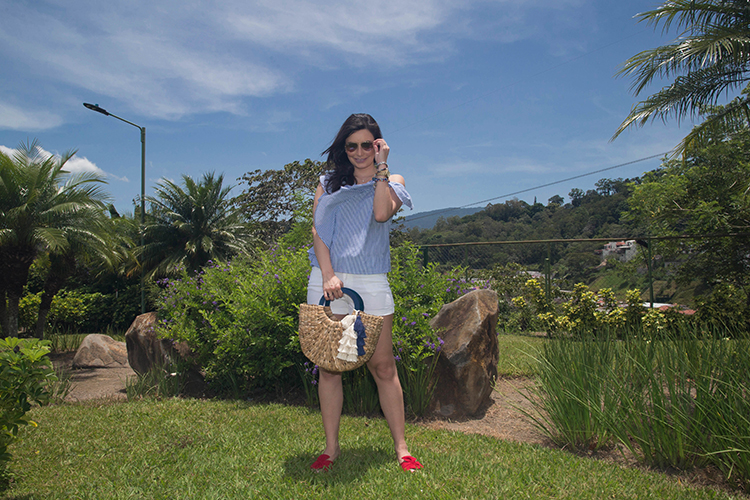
[234,159,324,241]
[32,210,125,338]
[626,129,750,301]
[141,172,255,277]
[614,0,750,153]
[0,140,109,337]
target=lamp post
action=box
[83,103,146,314]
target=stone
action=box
[124,311,208,397]
[72,334,129,368]
[428,289,499,418]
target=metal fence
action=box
[419,233,750,305]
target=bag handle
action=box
[318,287,365,311]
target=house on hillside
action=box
[601,240,638,262]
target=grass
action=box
[496,333,544,377]
[2,334,742,498]
[4,399,742,500]
[524,330,750,493]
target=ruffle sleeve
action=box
[389,180,413,210]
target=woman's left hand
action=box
[374,138,389,165]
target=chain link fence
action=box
[418,233,750,305]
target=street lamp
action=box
[83,103,147,314]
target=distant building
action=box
[523,271,544,280]
[601,240,638,262]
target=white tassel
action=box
[336,313,359,362]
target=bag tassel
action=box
[336,313,359,362]
[354,315,367,356]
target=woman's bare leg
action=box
[317,368,343,460]
[366,314,411,461]
[316,311,347,461]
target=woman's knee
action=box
[369,358,398,381]
[319,370,342,383]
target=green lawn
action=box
[3,398,742,500]
[496,333,544,377]
[2,334,744,499]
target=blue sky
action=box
[1,0,703,219]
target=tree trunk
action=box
[34,294,54,340]
[6,289,22,339]
[4,246,37,338]
[34,252,74,339]
[0,289,8,338]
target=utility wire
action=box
[405,151,668,223]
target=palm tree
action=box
[141,172,255,278]
[32,210,127,338]
[613,0,750,153]
[0,139,110,338]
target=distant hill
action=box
[399,207,485,230]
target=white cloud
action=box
[0,144,128,182]
[0,0,586,121]
[0,101,64,131]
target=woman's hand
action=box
[373,138,389,165]
[323,274,344,301]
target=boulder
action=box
[429,289,499,418]
[124,312,208,397]
[72,334,129,368]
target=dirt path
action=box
[47,352,748,497]
[52,351,543,442]
[421,377,546,446]
[51,352,134,402]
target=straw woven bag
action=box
[298,288,384,373]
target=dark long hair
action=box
[322,113,382,193]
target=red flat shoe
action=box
[399,456,423,471]
[311,454,334,471]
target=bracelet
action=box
[372,176,389,182]
[376,162,388,168]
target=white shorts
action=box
[307,266,395,316]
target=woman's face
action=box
[344,129,376,171]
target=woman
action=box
[306,113,421,472]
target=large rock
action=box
[73,334,129,368]
[429,289,499,418]
[124,312,208,397]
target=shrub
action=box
[694,283,750,334]
[18,290,116,334]
[154,245,310,397]
[0,338,57,475]
[389,242,482,416]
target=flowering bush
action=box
[389,242,488,416]
[154,245,310,396]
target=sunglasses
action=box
[345,141,374,153]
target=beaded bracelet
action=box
[372,176,389,182]
[376,161,388,168]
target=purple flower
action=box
[311,380,318,385]
[401,317,408,322]
[409,321,416,326]
[422,312,430,318]
[394,355,402,361]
